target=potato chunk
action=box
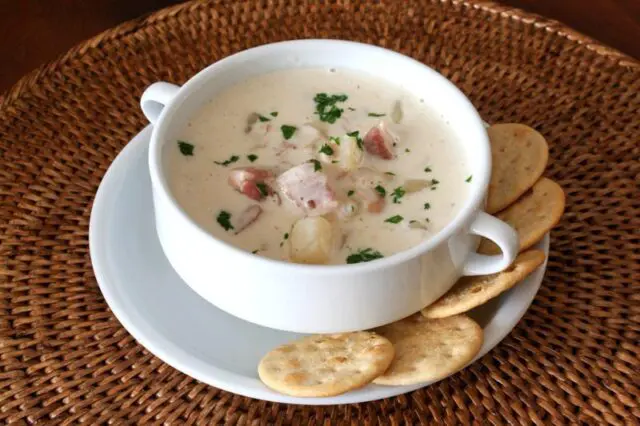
[289,216,335,265]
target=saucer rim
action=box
[89,125,549,405]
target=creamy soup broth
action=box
[167,68,471,265]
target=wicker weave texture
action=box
[1,0,638,424]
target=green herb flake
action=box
[281,125,297,140]
[347,130,364,150]
[346,248,384,264]
[177,141,194,156]
[329,136,341,145]
[347,190,355,197]
[258,114,271,122]
[314,93,348,123]
[214,155,240,166]
[385,172,396,176]
[251,249,259,254]
[309,159,322,172]
[385,215,404,224]
[319,144,334,156]
[368,112,386,117]
[405,148,411,153]
[247,154,258,162]
[216,210,234,231]
[431,179,440,185]
[391,186,406,204]
[375,185,386,197]
[284,232,289,240]
[424,203,431,210]
[256,182,269,198]
[348,107,356,112]
[270,111,279,117]
[466,175,473,182]
[424,166,432,173]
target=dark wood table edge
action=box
[1,0,638,108]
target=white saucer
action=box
[89,126,549,405]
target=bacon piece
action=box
[228,167,274,201]
[234,205,263,234]
[276,162,338,216]
[363,122,395,160]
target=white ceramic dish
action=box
[89,126,549,405]
[141,39,519,333]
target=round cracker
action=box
[486,123,549,213]
[372,314,483,386]
[258,331,394,397]
[480,177,565,254]
[421,250,546,319]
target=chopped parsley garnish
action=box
[346,248,384,264]
[214,155,240,166]
[385,215,404,224]
[346,130,364,150]
[424,203,431,210]
[466,175,473,182]
[247,154,258,162]
[284,233,289,240]
[431,179,440,185]
[329,136,341,145]
[314,93,348,123]
[405,148,411,153]
[385,172,396,176]
[251,249,259,254]
[391,186,406,204]
[319,144,334,155]
[177,141,194,156]
[256,182,269,198]
[281,125,297,140]
[309,159,322,172]
[424,166,432,173]
[216,211,234,231]
[368,112,386,117]
[270,111,278,117]
[375,185,386,197]
[347,190,355,197]
[257,114,271,122]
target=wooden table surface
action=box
[1,0,638,93]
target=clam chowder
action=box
[167,68,471,265]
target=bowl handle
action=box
[140,82,180,125]
[462,211,519,276]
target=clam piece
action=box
[337,200,360,221]
[245,112,260,133]
[289,216,335,265]
[408,220,428,230]
[234,205,262,234]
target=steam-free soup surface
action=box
[168,68,471,265]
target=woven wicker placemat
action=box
[1,0,638,424]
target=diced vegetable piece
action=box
[337,133,364,171]
[403,179,432,193]
[390,101,403,124]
